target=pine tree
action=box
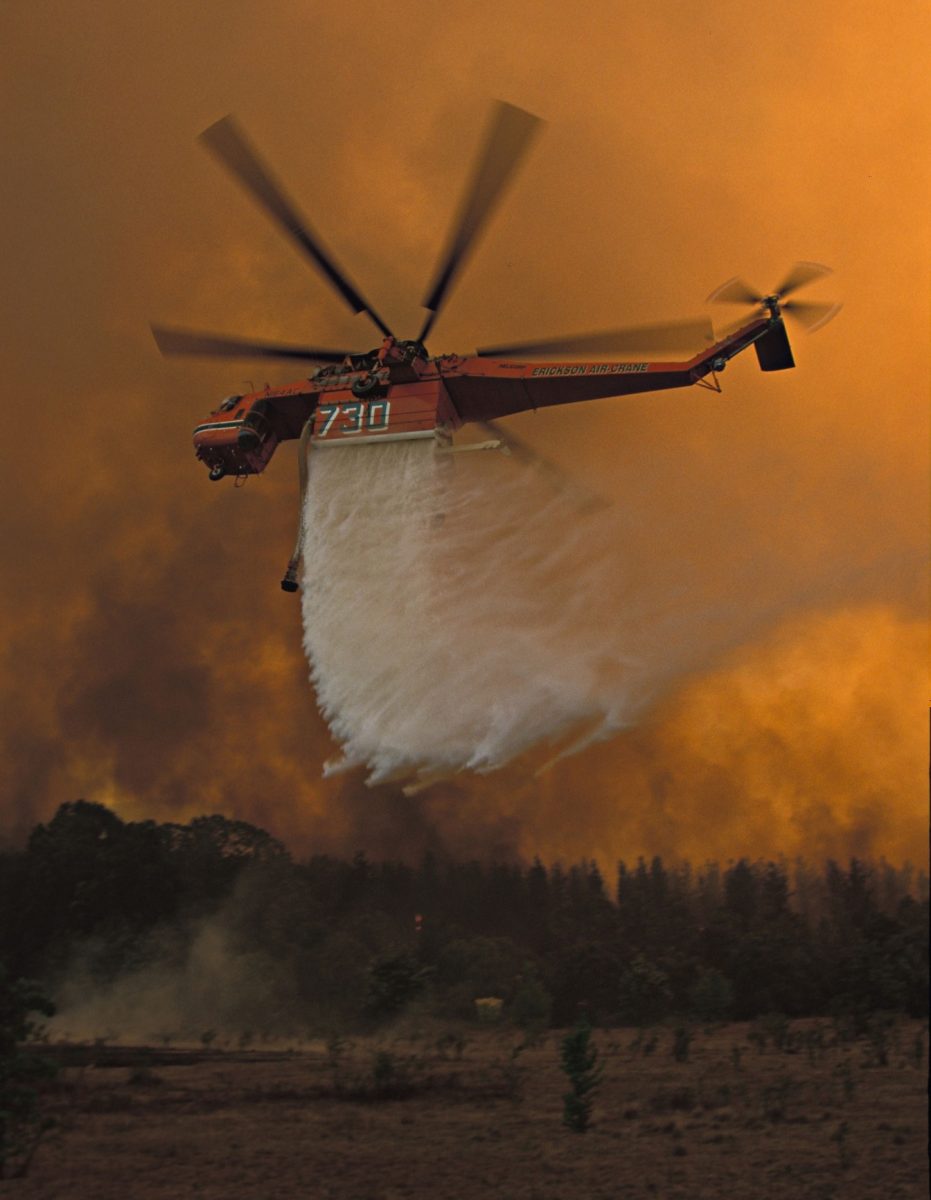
[560,1013,603,1132]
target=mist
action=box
[301,426,916,802]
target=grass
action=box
[11,1019,928,1200]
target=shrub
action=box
[688,968,734,1023]
[0,967,57,1179]
[371,1051,411,1097]
[434,937,527,1020]
[863,1012,896,1067]
[560,1015,603,1132]
[617,955,672,1027]
[749,1011,790,1052]
[508,974,552,1034]
[127,1065,162,1088]
[364,954,429,1019]
[474,997,504,1024]
[671,1025,692,1063]
[832,1120,852,1169]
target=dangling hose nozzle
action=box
[280,415,314,595]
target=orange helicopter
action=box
[152,102,840,591]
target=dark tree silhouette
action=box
[0,803,926,1030]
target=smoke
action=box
[0,0,926,865]
[50,919,299,1044]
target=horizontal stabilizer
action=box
[754,321,795,371]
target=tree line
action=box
[0,801,926,1033]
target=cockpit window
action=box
[219,395,242,413]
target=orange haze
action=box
[1,0,927,865]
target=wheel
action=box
[351,375,381,399]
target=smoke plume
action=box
[0,0,926,866]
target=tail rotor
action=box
[707,261,841,334]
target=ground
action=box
[10,1021,928,1199]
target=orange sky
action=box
[0,0,927,864]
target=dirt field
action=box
[12,1021,928,1199]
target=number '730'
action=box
[316,401,391,436]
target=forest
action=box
[1,801,927,1036]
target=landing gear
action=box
[280,564,299,593]
[209,464,226,481]
[351,374,387,399]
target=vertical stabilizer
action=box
[754,320,795,371]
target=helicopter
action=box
[152,102,840,591]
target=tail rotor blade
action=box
[772,261,832,300]
[782,299,842,332]
[706,277,763,305]
[419,101,543,342]
[477,316,714,358]
[199,116,393,338]
[151,323,352,363]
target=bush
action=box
[0,966,57,1179]
[560,1015,603,1133]
[474,997,503,1024]
[436,938,524,990]
[547,943,624,1027]
[688,968,734,1023]
[751,1012,790,1052]
[671,1025,692,1063]
[508,974,552,1034]
[364,955,429,1019]
[617,955,672,1027]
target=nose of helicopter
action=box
[193,406,279,479]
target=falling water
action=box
[300,438,646,786]
[299,429,794,788]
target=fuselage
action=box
[192,314,785,481]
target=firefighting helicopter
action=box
[151,102,840,591]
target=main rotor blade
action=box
[712,312,768,340]
[151,324,352,363]
[477,421,609,512]
[706,277,763,305]
[199,116,393,338]
[476,317,715,359]
[772,261,832,299]
[419,101,543,342]
[782,299,842,332]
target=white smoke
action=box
[300,437,749,788]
